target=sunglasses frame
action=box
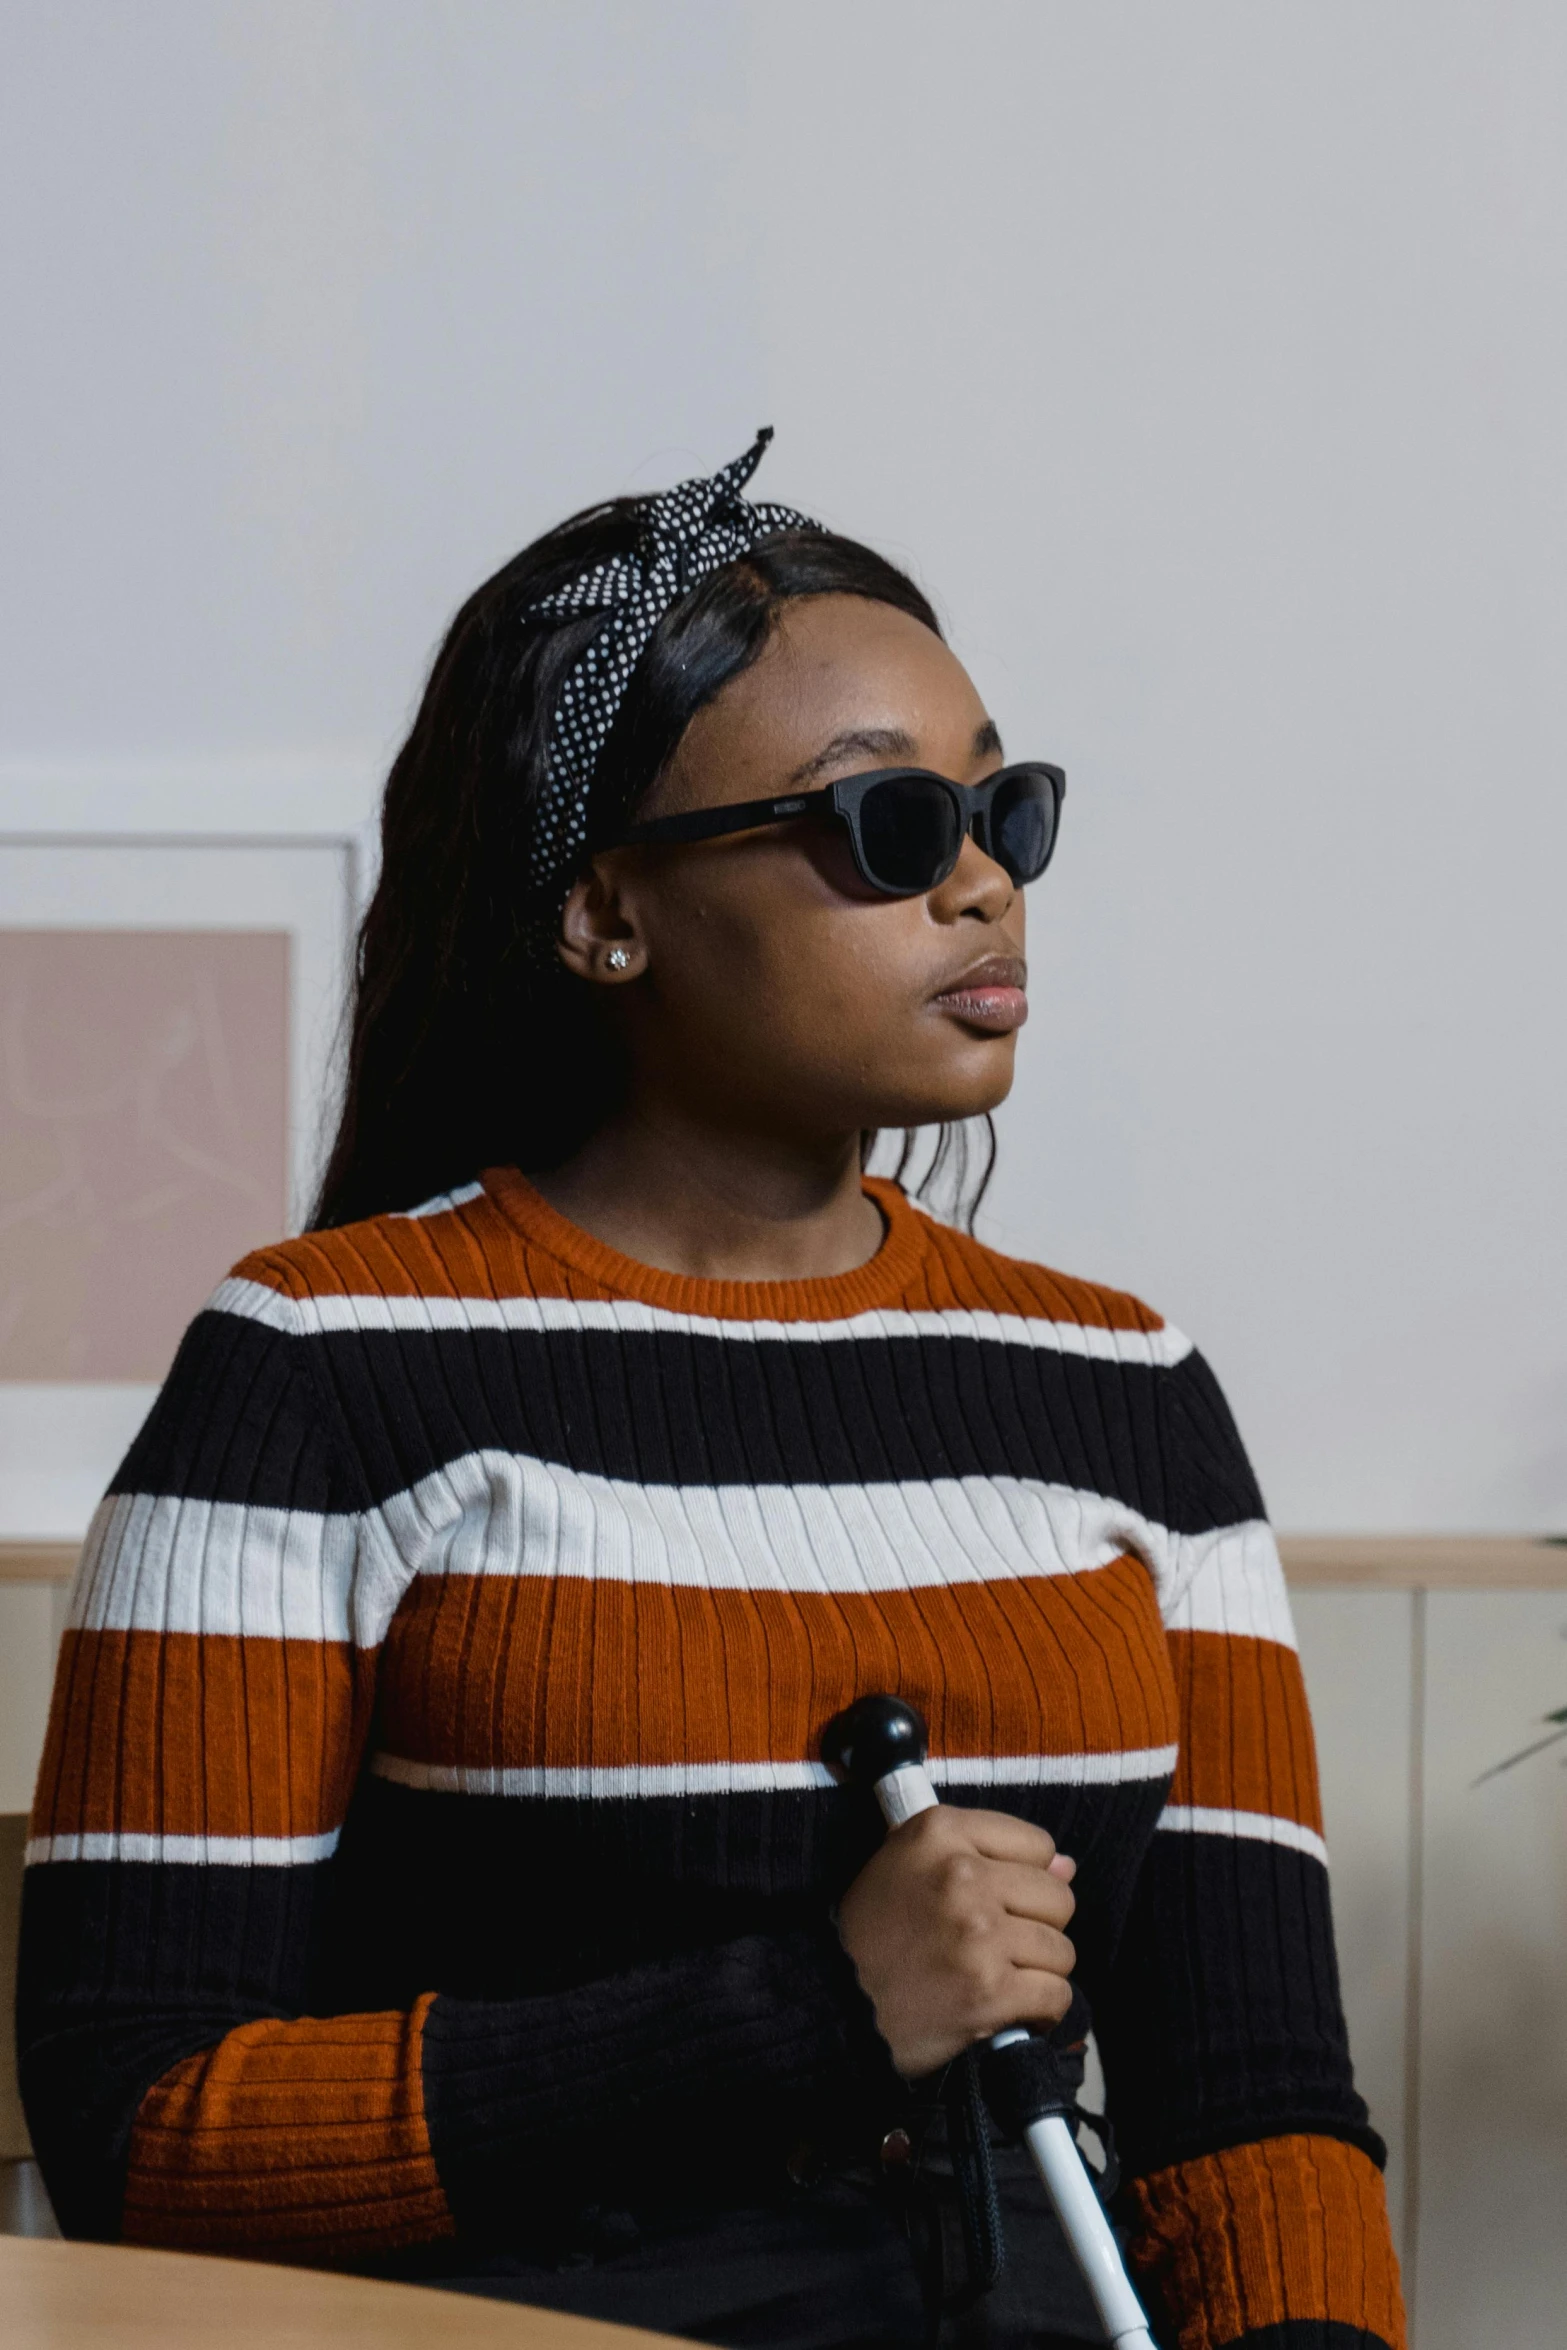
[614,760,1067,898]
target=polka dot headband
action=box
[525,426,818,891]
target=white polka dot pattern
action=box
[525,426,818,887]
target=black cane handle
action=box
[820,1694,929,1787]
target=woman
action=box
[20,434,1405,2350]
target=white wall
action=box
[3,2,1564,1534]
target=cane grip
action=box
[820,1695,929,1788]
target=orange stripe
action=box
[32,1562,1177,1840]
[232,1194,537,1306]
[236,1171,1166,1332]
[897,1200,1165,1329]
[1124,2135,1406,2349]
[1167,1631,1323,1835]
[122,1997,453,2263]
[377,1556,1178,1771]
[31,1629,372,1842]
[33,1562,1177,1839]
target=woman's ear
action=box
[556,857,648,986]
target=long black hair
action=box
[312,502,995,1230]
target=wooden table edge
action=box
[0,2232,693,2349]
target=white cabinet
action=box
[1418,1593,1567,2349]
[1295,1577,1567,2348]
[1293,1589,1417,2259]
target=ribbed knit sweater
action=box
[20,1170,1404,2350]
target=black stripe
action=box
[421,1923,896,2251]
[112,1309,358,1515]
[1161,1346,1279,1535]
[115,1310,1262,1531]
[15,1761,1169,2238]
[322,1774,1169,2009]
[23,1795,1378,2263]
[1099,1832,1385,2180]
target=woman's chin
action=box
[862,1057,1019,1134]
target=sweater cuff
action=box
[1182,2330,1402,2349]
[1123,2135,1406,2350]
[421,1924,899,2246]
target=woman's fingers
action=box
[995,1911,1076,1977]
[989,1964,1078,2033]
[952,1808,1063,1868]
[989,1857,1077,1928]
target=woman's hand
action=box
[835,1806,1077,2080]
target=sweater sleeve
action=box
[17,1286,892,2267]
[1095,1346,1407,2350]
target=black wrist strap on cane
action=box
[941,2050,1006,2315]
[898,2050,1007,2346]
[976,1989,1122,2199]
[917,1991,1121,2335]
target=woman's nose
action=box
[930,828,1015,920]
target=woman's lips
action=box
[930,958,1028,1033]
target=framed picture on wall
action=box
[0,833,355,1539]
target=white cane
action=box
[823,1696,1157,2350]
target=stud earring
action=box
[605,947,632,972]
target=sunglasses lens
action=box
[991,770,1058,882]
[858,775,964,892]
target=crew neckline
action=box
[481,1165,930,1320]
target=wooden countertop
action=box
[0,1542,80,1584]
[0,2234,690,2350]
[1276,1534,1567,1588]
[6,1536,1566,1589]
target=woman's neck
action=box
[530,1105,886,1285]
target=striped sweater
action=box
[19,1169,1405,2350]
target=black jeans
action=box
[433,2147,1113,2350]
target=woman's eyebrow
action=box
[787,717,1004,786]
[787,726,919,784]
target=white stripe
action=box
[81,1462,1187,1639]
[1162,1523,1297,1650]
[937,1745,1177,1787]
[380,1455,1260,1628]
[370,1744,1179,1800]
[380,1458,1174,1603]
[69,1491,363,1643]
[25,1829,340,1868]
[392,1181,486,1220]
[208,1274,1193,1368]
[83,1451,1265,1644]
[1156,1803,1328,1867]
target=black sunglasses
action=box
[615,760,1066,898]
